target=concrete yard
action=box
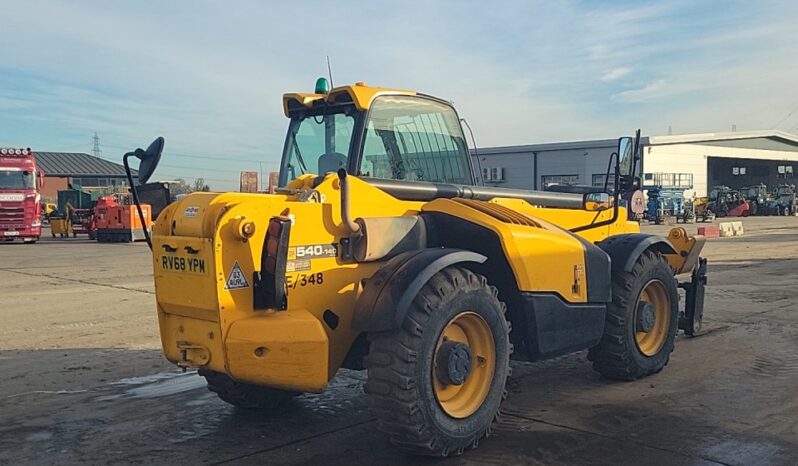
[1,217,797,465]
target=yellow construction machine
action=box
[125,79,708,457]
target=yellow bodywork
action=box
[50,217,73,236]
[152,173,646,392]
[283,82,416,116]
[42,202,57,216]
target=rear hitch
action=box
[176,341,210,370]
[678,257,708,336]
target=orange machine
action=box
[96,201,152,243]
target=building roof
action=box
[474,130,798,156]
[475,137,651,155]
[647,129,798,146]
[33,152,134,177]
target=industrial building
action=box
[473,130,798,197]
[33,151,133,201]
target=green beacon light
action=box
[315,77,329,95]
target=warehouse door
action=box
[707,156,796,192]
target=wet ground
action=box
[1,217,797,465]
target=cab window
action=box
[360,96,472,184]
[283,112,355,182]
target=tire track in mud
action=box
[0,267,154,295]
[208,419,377,465]
[463,412,735,466]
[490,312,798,466]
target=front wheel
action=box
[365,267,511,457]
[588,251,679,380]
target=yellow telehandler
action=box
[124,79,707,457]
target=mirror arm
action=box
[570,150,622,234]
[570,193,619,233]
[632,129,641,178]
[124,152,153,250]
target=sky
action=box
[1,0,797,190]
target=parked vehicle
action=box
[693,197,715,222]
[0,147,43,243]
[740,184,771,216]
[126,80,709,457]
[708,186,749,217]
[771,184,796,216]
[681,197,697,223]
[645,187,686,224]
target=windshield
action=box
[282,111,355,184]
[0,169,35,189]
[360,96,473,184]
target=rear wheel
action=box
[365,267,511,457]
[198,369,299,409]
[588,251,679,380]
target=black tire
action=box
[198,369,299,409]
[364,267,511,457]
[588,251,679,381]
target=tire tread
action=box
[365,267,510,457]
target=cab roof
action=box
[282,82,416,117]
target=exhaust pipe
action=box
[337,169,361,236]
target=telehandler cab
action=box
[126,79,708,457]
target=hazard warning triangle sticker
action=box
[225,261,249,290]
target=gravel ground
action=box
[1,216,796,465]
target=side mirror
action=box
[38,171,45,189]
[583,192,612,211]
[617,137,633,175]
[121,136,165,250]
[133,137,165,185]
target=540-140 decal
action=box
[288,244,337,260]
[286,243,337,272]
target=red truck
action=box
[0,147,43,243]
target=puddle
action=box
[702,439,785,464]
[25,431,53,442]
[111,371,196,386]
[97,371,206,401]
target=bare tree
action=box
[169,179,193,196]
[192,178,211,192]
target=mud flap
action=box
[679,257,707,336]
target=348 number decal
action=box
[287,272,324,289]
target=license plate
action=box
[2,231,19,236]
[159,255,208,275]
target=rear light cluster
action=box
[253,216,292,310]
[0,148,31,156]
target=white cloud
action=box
[601,67,631,82]
[2,0,798,189]
[612,80,667,103]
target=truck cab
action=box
[279,80,475,188]
[0,148,43,243]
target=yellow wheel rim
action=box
[433,312,495,419]
[635,280,671,356]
